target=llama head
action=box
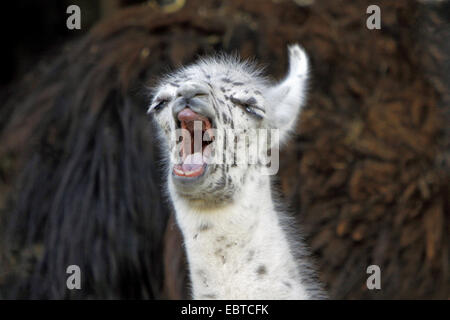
[148,44,309,204]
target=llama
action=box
[148,44,326,299]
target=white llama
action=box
[148,44,326,299]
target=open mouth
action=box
[173,108,214,178]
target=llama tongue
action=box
[182,152,204,173]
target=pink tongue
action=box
[181,153,203,173]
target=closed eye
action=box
[148,98,169,113]
[230,96,265,119]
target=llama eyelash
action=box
[148,98,169,113]
[229,96,265,119]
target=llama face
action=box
[148,45,309,203]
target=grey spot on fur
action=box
[256,265,267,276]
[197,269,209,287]
[216,236,226,242]
[201,293,216,299]
[226,241,237,248]
[226,103,233,118]
[222,112,229,123]
[283,281,292,288]
[233,82,244,86]
[193,234,198,240]
[199,223,212,232]
[222,78,232,83]
[214,248,226,264]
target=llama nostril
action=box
[177,82,209,100]
[173,85,215,120]
[179,92,207,101]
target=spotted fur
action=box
[148,44,326,299]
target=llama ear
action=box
[265,44,309,144]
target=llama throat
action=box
[149,44,325,299]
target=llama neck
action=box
[170,173,310,300]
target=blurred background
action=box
[0,0,448,299]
